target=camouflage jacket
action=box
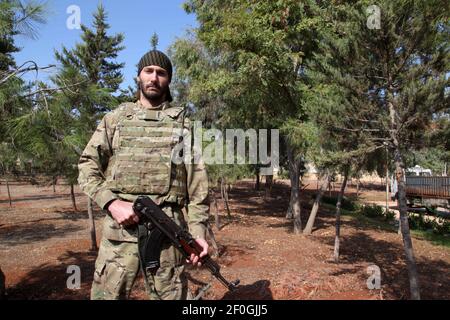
[78,101,210,242]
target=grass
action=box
[322,202,396,232]
[411,229,450,248]
[320,202,450,248]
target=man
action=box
[78,50,210,300]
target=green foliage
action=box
[54,4,124,99]
[207,163,254,188]
[0,142,18,173]
[0,0,47,70]
[385,210,396,222]
[277,166,290,180]
[305,0,448,185]
[150,32,159,50]
[280,119,319,163]
[433,218,450,236]
[359,204,385,219]
[403,115,450,175]
[321,194,358,212]
[0,0,47,39]
[178,0,327,124]
[3,4,124,183]
[0,0,49,178]
[193,126,255,186]
[173,0,332,204]
[408,213,450,236]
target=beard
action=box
[139,81,167,102]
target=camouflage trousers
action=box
[91,237,189,300]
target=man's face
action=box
[138,65,170,102]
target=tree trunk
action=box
[6,180,12,207]
[388,96,421,300]
[286,143,302,233]
[255,171,260,190]
[224,185,231,219]
[264,175,273,199]
[304,173,329,235]
[87,197,98,251]
[52,176,57,193]
[206,224,219,258]
[210,189,221,230]
[385,164,390,216]
[333,167,349,263]
[356,179,360,197]
[394,149,421,299]
[328,179,332,197]
[220,178,231,220]
[293,186,302,234]
[70,183,78,211]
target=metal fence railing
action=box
[406,176,450,200]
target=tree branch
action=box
[0,61,56,85]
[21,80,88,97]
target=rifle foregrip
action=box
[179,238,210,264]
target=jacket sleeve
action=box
[78,113,119,209]
[184,125,210,240]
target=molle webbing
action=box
[107,103,187,198]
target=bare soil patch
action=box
[1,180,448,300]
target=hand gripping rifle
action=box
[133,195,240,293]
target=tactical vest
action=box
[106,102,187,200]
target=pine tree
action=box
[8,4,124,198]
[8,4,125,250]
[50,4,125,212]
[0,1,19,71]
[177,0,330,233]
[309,0,448,299]
[0,0,47,176]
[54,4,124,117]
[150,32,159,50]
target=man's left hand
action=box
[187,238,209,267]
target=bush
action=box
[277,168,290,180]
[359,204,397,222]
[407,213,450,235]
[408,213,427,230]
[385,210,396,222]
[321,195,357,211]
[430,217,450,236]
[359,204,384,218]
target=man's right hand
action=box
[107,199,139,226]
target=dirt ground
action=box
[0,178,449,300]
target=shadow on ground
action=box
[220,280,273,300]
[314,231,450,300]
[0,193,85,204]
[5,250,97,300]
[0,210,104,246]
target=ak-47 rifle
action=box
[133,195,240,292]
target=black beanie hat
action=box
[137,50,173,82]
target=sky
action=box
[13,0,198,89]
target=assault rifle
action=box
[133,195,240,292]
